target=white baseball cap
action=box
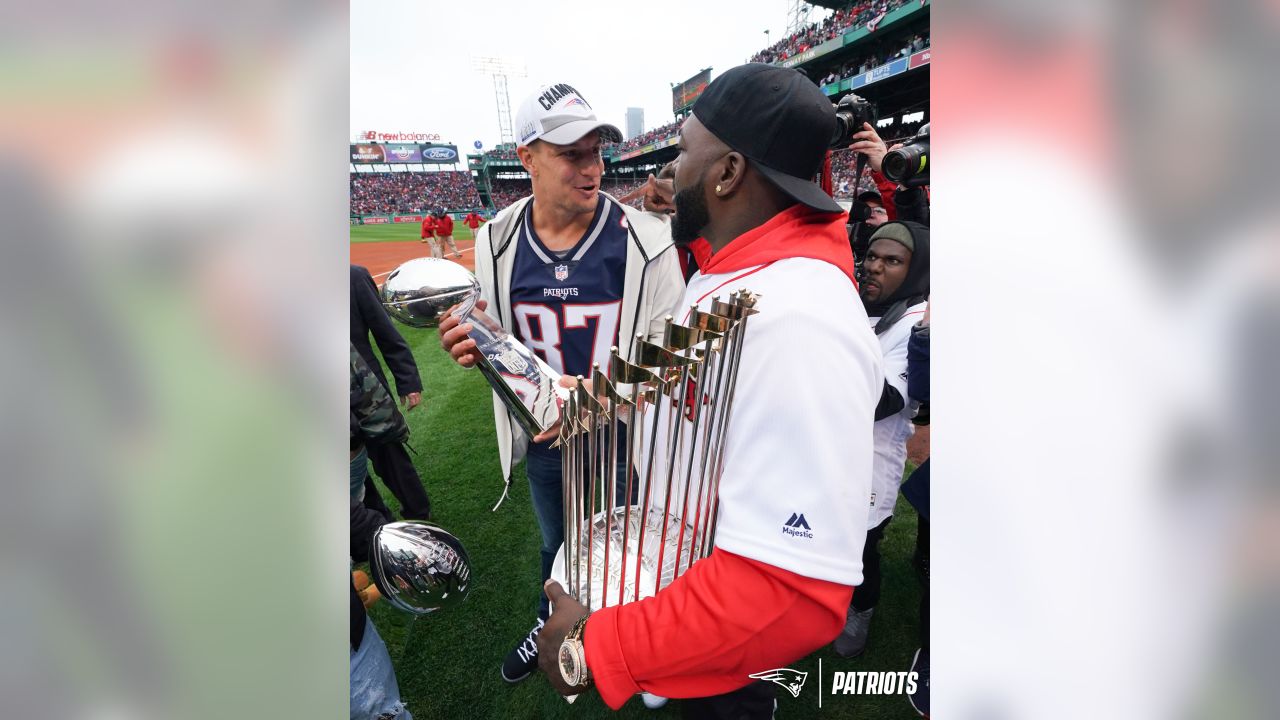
[513,82,623,147]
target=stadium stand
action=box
[349,171,482,215]
[615,119,682,154]
[482,147,519,161]
[749,0,914,65]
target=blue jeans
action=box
[350,446,369,502]
[526,440,632,620]
[350,616,412,719]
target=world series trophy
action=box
[547,291,759,701]
[380,258,566,438]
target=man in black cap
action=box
[537,64,882,717]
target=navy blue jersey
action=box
[510,194,628,458]
[510,194,628,377]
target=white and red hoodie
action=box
[583,204,884,709]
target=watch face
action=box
[559,643,579,686]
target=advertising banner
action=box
[362,216,390,224]
[908,48,931,69]
[383,144,422,163]
[392,215,423,223]
[848,57,911,91]
[420,144,460,164]
[351,143,459,164]
[351,144,386,164]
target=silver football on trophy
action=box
[370,521,472,615]
[380,257,480,328]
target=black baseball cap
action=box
[692,63,842,214]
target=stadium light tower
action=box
[472,56,527,147]
[786,0,815,37]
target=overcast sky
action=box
[350,0,830,152]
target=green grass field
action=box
[350,222,478,244]
[361,326,926,719]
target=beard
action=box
[671,178,710,247]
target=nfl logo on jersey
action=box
[554,264,569,281]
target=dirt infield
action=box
[349,239,476,281]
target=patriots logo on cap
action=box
[563,97,587,109]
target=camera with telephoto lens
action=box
[829,93,877,148]
[882,122,929,188]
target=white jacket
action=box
[472,193,686,505]
[866,300,928,528]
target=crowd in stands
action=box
[749,0,914,65]
[350,171,483,215]
[817,30,929,85]
[486,178,533,210]
[482,147,519,161]
[602,178,648,208]
[615,119,682,154]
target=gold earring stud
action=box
[715,184,722,193]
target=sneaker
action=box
[640,693,668,709]
[833,606,874,658]
[500,619,544,683]
[907,647,929,717]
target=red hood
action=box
[699,204,855,284]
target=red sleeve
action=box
[583,548,852,710]
[873,170,898,220]
[420,218,428,238]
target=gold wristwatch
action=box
[558,614,593,690]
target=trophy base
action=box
[550,505,698,611]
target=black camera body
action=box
[882,122,929,188]
[829,93,877,148]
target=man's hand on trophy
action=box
[532,375,584,443]
[538,579,590,696]
[438,299,487,368]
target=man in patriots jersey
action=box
[437,82,685,684]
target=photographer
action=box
[849,122,930,226]
[850,187,891,264]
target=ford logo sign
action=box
[424,147,457,160]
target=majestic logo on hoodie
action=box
[782,513,813,539]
